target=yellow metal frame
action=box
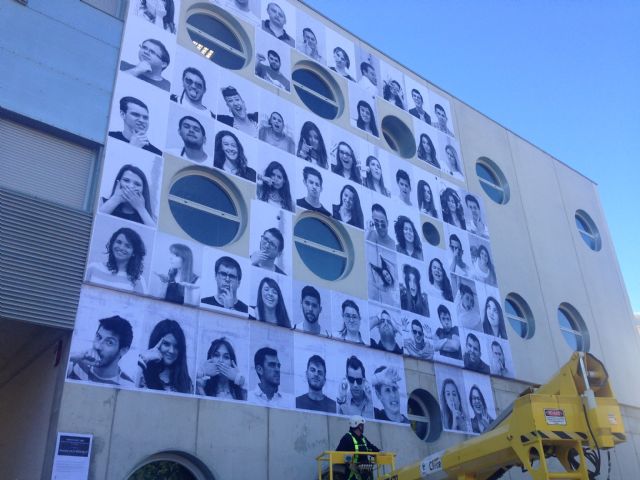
[317,450,396,480]
[377,353,626,480]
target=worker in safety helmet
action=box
[336,415,380,480]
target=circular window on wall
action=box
[475,157,509,205]
[127,451,214,480]
[186,6,251,70]
[574,210,601,251]
[294,215,351,280]
[422,221,440,246]
[292,61,343,120]
[381,115,416,159]
[557,303,590,352]
[407,388,442,443]
[504,293,535,339]
[168,171,245,247]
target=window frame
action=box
[475,157,509,205]
[293,213,352,281]
[167,169,246,247]
[504,293,535,340]
[557,303,589,352]
[292,61,344,120]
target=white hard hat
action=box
[349,415,365,429]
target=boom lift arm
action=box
[381,352,626,480]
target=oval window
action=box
[294,216,349,280]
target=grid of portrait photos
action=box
[67,0,514,429]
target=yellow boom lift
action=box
[318,352,626,480]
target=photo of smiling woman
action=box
[331,141,362,184]
[417,179,438,218]
[332,184,364,229]
[137,319,193,394]
[99,164,156,226]
[469,384,495,434]
[417,132,440,169]
[362,155,391,197]
[394,215,423,260]
[355,100,379,137]
[250,276,291,328]
[196,337,247,400]
[86,226,147,294]
[427,257,454,302]
[213,129,256,181]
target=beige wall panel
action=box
[196,400,268,479]
[455,103,562,384]
[554,162,640,406]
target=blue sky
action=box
[305,0,640,313]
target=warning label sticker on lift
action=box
[544,408,567,425]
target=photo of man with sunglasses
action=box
[336,355,374,418]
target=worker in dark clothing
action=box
[336,415,381,480]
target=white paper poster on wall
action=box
[51,433,92,480]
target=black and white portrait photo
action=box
[249,271,292,328]
[248,322,295,407]
[362,150,392,197]
[414,169,440,218]
[98,141,162,227]
[296,10,325,64]
[435,364,471,433]
[169,47,218,117]
[249,199,292,275]
[119,21,175,92]
[258,93,295,153]
[200,250,249,315]
[212,128,257,182]
[402,316,437,361]
[464,370,496,435]
[136,304,197,395]
[371,362,409,423]
[334,347,375,418]
[215,73,259,137]
[487,336,514,378]
[393,165,414,207]
[331,182,365,229]
[452,275,482,332]
[293,336,337,413]
[85,214,155,295]
[355,48,381,98]
[292,282,332,337]
[325,29,356,81]
[415,124,442,170]
[349,83,379,137]
[366,243,400,308]
[295,112,330,170]
[130,0,179,34]
[433,301,462,364]
[261,0,296,47]
[365,201,396,250]
[464,192,489,239]
[399,260,430,317]
[331,293,369,346]
[430,92,455,137]
[195,312,250,401]
[107,77,168,156]
[148,232,202,306]
[469,236,498,287]
[439,136,465,181]
[446,226,472,279]
[212,0,259,25]
[425,252,454,303]
[404,75,432,125]
[439,183,467,231]
[330,131,365,185]
[295,164,331,216]
[255,148,295,212]
[380,61,407,110]
[165,103,215,166]
[254,31,292,92]
[67,286,143,389]
[368,305,403,355]
[462,330,491,374]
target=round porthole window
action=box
[186,6,251,70]
[407,388,442,443]
[504,293,535,339]
[168,171,244,247]
[557,303,590,352]
[574,210,601,251]
[422,221,440,246]
[381,115,416,159]
[292,62,343,120]
[293,215,350,280]
[475,157,509,205]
